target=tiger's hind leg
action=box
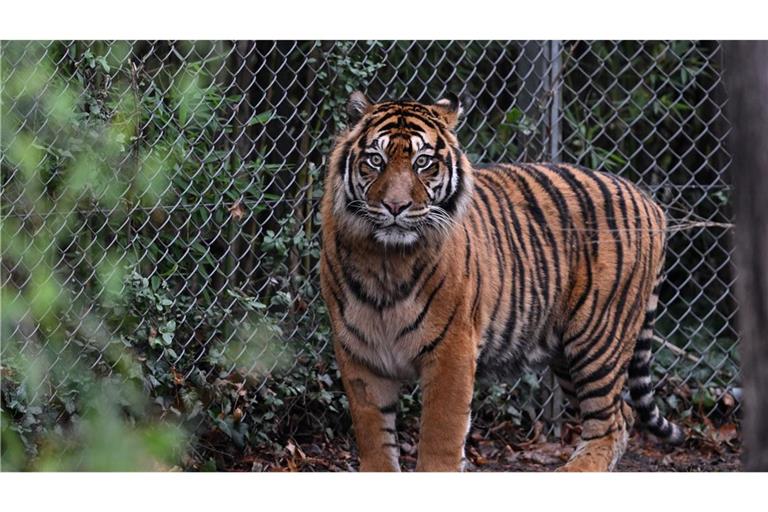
[550,355,579,419]
[557,398,634,472]
[554,333,635,472]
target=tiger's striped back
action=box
[469,163,664,372]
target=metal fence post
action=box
[545,40,564,434]
[549,40,562,164]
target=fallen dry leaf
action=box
[519,451,564,466]
[713,423,738,444]
[171,366,184,386]
[560,421,581,446]
[228,200,245,221]
[720,392,736,410]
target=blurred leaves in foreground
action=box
[0,41,296,470]
[0,41,189,470]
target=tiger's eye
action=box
[369,154,383,167]
[415,155,431,168]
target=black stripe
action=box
[643,307,657,327]
[418,304,459,357]
[438,145,465,215]
[629,383,654,399]
[575,366,627,401]
[336,232,425,310]
[581,403,619,422]
[482,169,546,329]
[518,164,573,235]
[564,172,625,353]
[338,343,395,380]
[581,425,617,441]
[471,184,507,348]
[628,360,651,375]
[463,225,471,277]
[470,249,483,324]
[549,164,600,256]
[343,318,372,347]
[503,166,562,294]
[474,171,528,361]
[413,260,441,299]
[572,181,648,375]
[379,403,397,415]
[396,276,446,340]
[544,164,598,318]
[339,140,354,201]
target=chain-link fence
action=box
[1,41,738,452]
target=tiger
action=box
[319,91,684,472]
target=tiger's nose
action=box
[382,200,412,217]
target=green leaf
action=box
[248,110,274,125]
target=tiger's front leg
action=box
[334,341,402,472]
[416,322,477,472]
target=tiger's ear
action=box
[433,92,465,130]
[347,91,372,126]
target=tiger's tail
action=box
[627,274,685,445]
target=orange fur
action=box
[320,93,680,472]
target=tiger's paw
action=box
[555,433,626,472]
[555,457,607,472]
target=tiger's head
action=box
[326,91,473,248]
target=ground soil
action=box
[468,433,742,472]
[223,420,742,472]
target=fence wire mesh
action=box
[1,41,738,443]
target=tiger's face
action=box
[331,92,472,247]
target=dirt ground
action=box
[466,433,742,472]
[227,420,742,472]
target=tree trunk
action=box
[724,40,768,471]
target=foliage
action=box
[1,40,737,471]
[1,42,187,470]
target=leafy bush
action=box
[1,41,737,471]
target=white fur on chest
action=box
[342,298,421,380]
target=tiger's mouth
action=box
[372,225,419,246]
